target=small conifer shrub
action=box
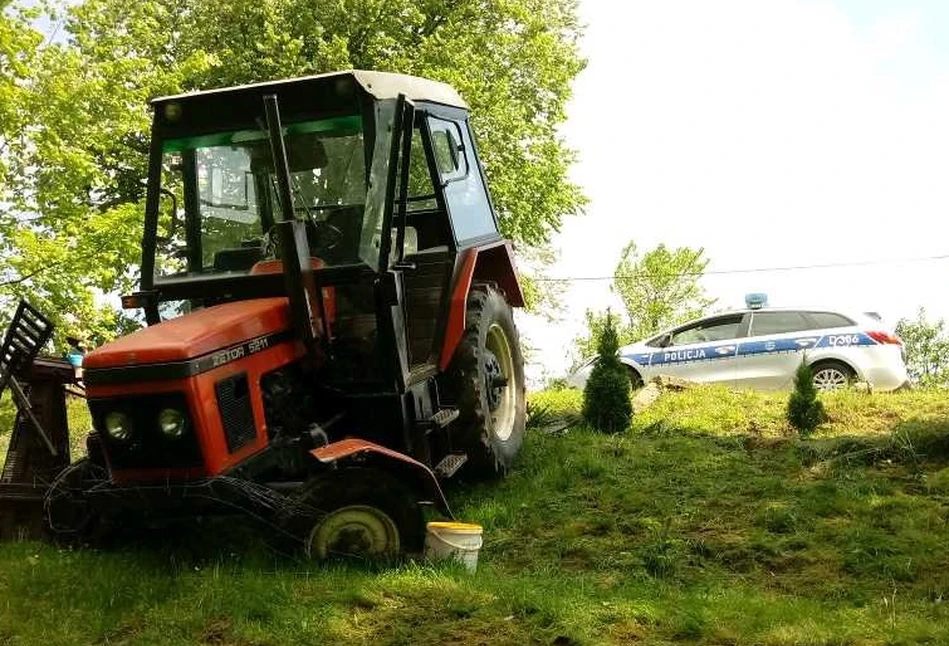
[582,313,632,433]
[787,360,826,437]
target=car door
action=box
[735,310,816,390]
[646,314,747,385]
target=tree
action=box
[0,0,586,347]
[0,2,41,190]
[895,308,949,387]
[571,308,636,369]
[571,242,714,363]
[582,312,632,433]
[614,242,715,340]
[786,360,826,437]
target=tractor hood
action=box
[84,298,292,369]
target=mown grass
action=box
[1,386,948,645]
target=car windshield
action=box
[155,112,393,281]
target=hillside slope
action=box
[1,387,948,645]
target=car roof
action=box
[152,70,469,110]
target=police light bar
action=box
[745,293,768,309]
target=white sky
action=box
[519,0,949,384]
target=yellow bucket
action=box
[424,521,483,572]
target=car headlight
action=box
[104,411,132,441]
[158,408,187,438]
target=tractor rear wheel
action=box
[300,468,425,561]
[446,285,526,476]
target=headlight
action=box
[104,411,132,440]
[158,408,187,438]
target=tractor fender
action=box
[440,240,524,370]
[310,439,453,518]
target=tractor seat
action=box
[392,227,450,263]
[249,257,326,274]
[213,247,264,272]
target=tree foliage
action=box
[786,360,825,437]
[571,308,636,370]
[0,0,585,348]
[0,2,41,188]
[614,242,716,341]
[582,312,632,434]
[895,308,949,387]
[572,242,714,364]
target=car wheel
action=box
[811,361,854,392]
[625,365,644,390]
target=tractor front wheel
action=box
[446,285,526,476]
[44,458,109,541]
[308,505,401,560]
[300,468,425,561]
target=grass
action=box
[1,385,949,644]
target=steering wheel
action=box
[308,220,344,255]
[261,219,344,258]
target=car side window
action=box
[645,332,672,348]
[749,311,811,337]
[807,312,854,329]
[670,315,743,346]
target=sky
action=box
[519,0,949,384]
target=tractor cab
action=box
[132,70,519,391]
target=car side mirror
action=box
[658,333,672,348]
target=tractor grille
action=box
[216,373,256,453]
[88,393,202,471]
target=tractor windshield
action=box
[155,112,392,280]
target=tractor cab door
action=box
[391,113,458,382]
[391,107,502,384]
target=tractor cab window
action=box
[155,115,390,280]
[406,128,438,214]
[428,117,498,243]
[196,145,266,271]
[393,123,455,259]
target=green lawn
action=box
[1,386,949,645]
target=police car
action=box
[568,295,909,392]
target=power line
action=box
[532,252,949,282]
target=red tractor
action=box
[0,70,526,559]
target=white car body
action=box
[568,308,908,392]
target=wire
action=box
[532,253,949,282]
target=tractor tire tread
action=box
[445,285,525,477]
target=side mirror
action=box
[658,333,672,348]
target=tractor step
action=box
[428,408,459,429]
[433,453,468,478]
